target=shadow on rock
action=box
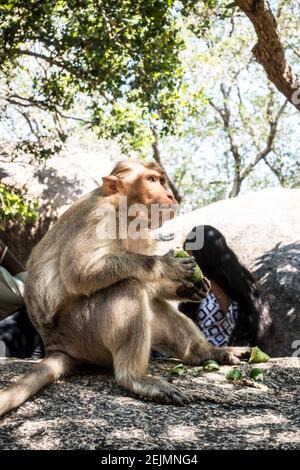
[1,167,84,263]
[253,241,300,357]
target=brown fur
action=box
[0,161,250,416]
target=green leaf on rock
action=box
[226,369,242,381]
[171,363,187,376]
[203,360,220,372]
[250,368,264,381]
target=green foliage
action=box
[0,0,192,156]
[1,0,299,220]
[0,184,39,230]
[160,1,300,208]
[180,0,238,36]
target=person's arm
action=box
[0,239,25,275]
[210,280,232,314]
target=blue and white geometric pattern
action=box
[196,292,239,346]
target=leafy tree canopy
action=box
[0,0,193,155]
[0,0,299,224]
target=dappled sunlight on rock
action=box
[164,425,199,442]
[0,358,299,449]
[108,428,150,441]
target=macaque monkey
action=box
[0,160,250,416]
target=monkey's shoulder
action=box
[60,186,105,217]
[51,187,116,230]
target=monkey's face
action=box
[102,164,178,228]
[121,168,178,227]
[137,169,176,206]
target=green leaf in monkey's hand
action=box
[171,363,187,376]
[173,249,204,282]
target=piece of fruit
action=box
[250,368,264,381]
[226,369,242,380]
[173,249,204,282]
[190,264,204,283]
[203,360,220,372]
[248,346,270,364]
[171,363,187,376]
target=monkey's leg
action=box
[102,279,190,406]
[151,299,251,365]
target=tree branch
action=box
[2,48,76,74]
[240,97,288,180]
[151,128,182,203]
[235,0,300,111]
[2,48,105,91]
[237,85,259,150]
[17,110,40,139]
[210,86,242,197]
[264,156,285,186]
[209,81,288,197]
[7,94,91,124]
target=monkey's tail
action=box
[0,352,74,417]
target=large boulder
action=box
[0,357,299,449]
[0,144,116,262]
[156,188,300,357]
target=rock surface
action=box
[0,357,299,450]
[0,144,116,262]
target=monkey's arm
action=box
[60,240,196,296]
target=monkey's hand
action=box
[176,278,210,302]
[161,251,198,283]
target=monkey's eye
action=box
[147,176,156,182]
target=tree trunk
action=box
[229,174,242,198]
[151,136,182,204]
[235,0,300,112]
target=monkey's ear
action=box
[102,175,120,195]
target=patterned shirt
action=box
[196,292,239,346]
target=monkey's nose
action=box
[166,192,175,203]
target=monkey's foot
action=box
[208,346,251,365]
[118,375,190,406]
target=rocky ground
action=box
[0,357,299,450]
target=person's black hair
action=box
[179,225,273,348]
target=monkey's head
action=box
[102,160,178,228]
